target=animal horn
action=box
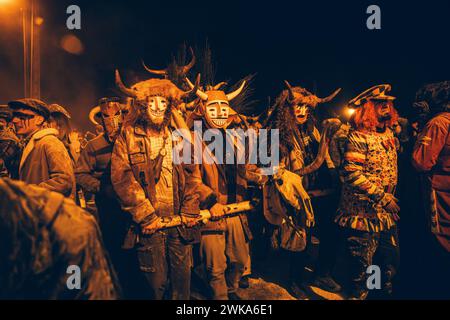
[185,75,208,101]
[180,47,196,75]
[297,118,342,175]
[89,106,101,126]
[181,74,201,99]
[284,80,295,102]
[115,70,137,98]
[226,80,246,101]
[213,82,228,90]
[142,60,168,76]
[317,88,342,104]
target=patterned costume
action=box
[335,84,400,299]
[336,129,398,232]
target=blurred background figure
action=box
[48,103,80,164]
[0,178,119,299]
[412,81,450,299]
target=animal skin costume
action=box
[112,72,200,299]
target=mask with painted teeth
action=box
[205,101,230,129]
[146,96,168,126]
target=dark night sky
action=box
[1,0,449,130]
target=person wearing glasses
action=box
[8,98,75,198]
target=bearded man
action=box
[8,99,75,198]
[111,71,200,300]
[412,81,450,298]
[263,81,341,299]
[335,84,400,300]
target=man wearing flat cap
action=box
[335,85,400,299]
[9,98,75,198]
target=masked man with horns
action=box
[111,71,200,300]
[335,85,400,299]
[262,81,341,298]
[184,76,255,300]
[75,97,133,296]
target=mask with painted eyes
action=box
[99,99,123,140]
[205,100,230,129]
[292,104,310,125]
[145,96,168,127]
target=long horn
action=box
[180,74,201,99]
[115,70,137,98]
[213,82,227,90]
[180,47,196,75]
[185,75,208,101]
[226,80,246,101]
[284,80,295,102]
[142,60,168,76]
[318,88,342,104]
[296,118,342,175]
[89,106,101,126]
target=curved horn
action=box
[213,82,228,90]
[318,88,342,104]
[180,73,201,99]
[89,106,101,126]
[180,47,196,75]
[185,75,208,101]
[115,70,137,98]
[142,60,168,76]
[226,80,246,101]
[297,118,342,175]
[284,80,295,102]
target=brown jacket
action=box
[19,128,75,198]
[190,130,252,237]
[111,124,200,245]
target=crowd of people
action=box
[0,53,449,300]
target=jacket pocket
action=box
[136,246,157,273]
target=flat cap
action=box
[8,98,50,120]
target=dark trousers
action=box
[136,228,192,300]
[341,226,400,297]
